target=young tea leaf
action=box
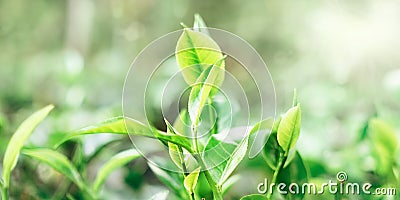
[248,118,274,158]
[165,119,187,170]
[176,28,225,85]
[22,148,85,189]
[184,167,201,194]
[55,117,153,147]
[55,117,193,153]
[93,149,141,194]
[2,104,54,188]
[188,59,225,125]
[277,104,301,153]
[218,136,248,186]
[193,14,209,35]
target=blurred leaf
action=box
[369,118,398,156]
[148,191,169,200]
[304,159,327,178]
[184,167,201,194]
[2,104,54,188]
[93,149,141,194]
[240,194,269,200]
[22,148,84,189]
[55,117,193,153]
[368,118,399,175]
[188,58,225,125]
[193,14,209,35]
[277,104,301,153]
[148,163,184,197]
[358,119,370,142]
[176,28,225,85]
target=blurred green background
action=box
[0,0,399,199]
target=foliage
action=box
[0,13,399,200]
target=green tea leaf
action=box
[2,104,54,188]
[93,149,141,193]
[277,104,301,153]
[22,148,84,189]
[203,127,250,186]
[262,132,283,170]
[55,117,152,147]
[203,132,239,185]
[277,151,308,200]
[55,117,193,153]
[165,119,186,170]
[204,121,273,186]
[218,136,248,186]
[240,194,269,200]
[184,167,201,194]
[176,28,225,85]
[248,118,274,158]
[188,59,225,125]
[193,14,209,35]
[155,131,193,153]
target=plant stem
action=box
[266,152,287,200]
[192,124,200,153]
[189,192,195,200]
[193,154,223,200]
[1,186,8,200]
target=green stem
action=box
[193,154,223,200]
[82,185,96,200]
[266,152,287,200]
[1,186,8,200]
[189,192,195,200]
[192,124,200,153]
